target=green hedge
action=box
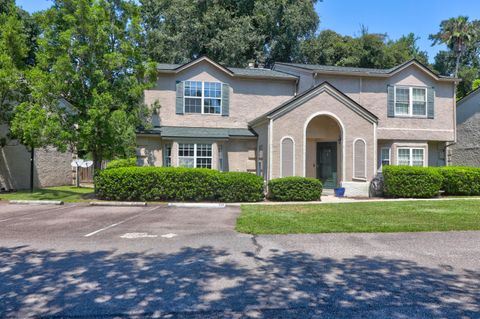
[268,177,323,201]
[95,167,264,202]
[106,158,136,169]
[383,166,443,198]
[437,166,480,195]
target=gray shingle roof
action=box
[156,63,297,79]
[138,126,256,138]
[278,62,393,74]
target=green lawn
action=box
[236,200,480,234]
[0,186,95,203]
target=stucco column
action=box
[212,142,219,170]
[171,141,179,167]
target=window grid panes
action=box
[395,86,428,117]
[381,148,391,167]
[184,81,222,114]
[412,88,427,116]
[178,143,212,169]
[397,148,424,167]
[395,87,410,115]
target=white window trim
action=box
[177,143,213,168]
[394,86,427,118]
[352,138,367,181]
[280,136,295,177]
[380,147,391,171]
[183,81,222,115]
[396,147,426,167]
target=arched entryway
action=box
[304,113,344,189]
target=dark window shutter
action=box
[387,85,395,118]
[222,83,230,116]
[427,87,435,119]
[176,81,184,115]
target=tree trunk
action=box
[30,146,34,193]
[92,151,103,175]
[454,53,461,78]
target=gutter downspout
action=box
[268,118,273,181]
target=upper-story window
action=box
[184,81,222,114]
[395,86,427,117]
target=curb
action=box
[9,200,64,205]
[168,203,226,208]
[89,201,147,207]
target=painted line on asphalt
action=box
[0,204,77,223]
[84,206,159,237]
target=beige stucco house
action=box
[451,87,480,166]
[136,56,458,196]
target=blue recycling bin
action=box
[334,187,345,197]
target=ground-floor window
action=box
[218,144,224,171]
[380,147,391,168]
[397,148,424,167]
[163,144,172,167]
[178,143,212,168]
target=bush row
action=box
[95,167,265,202]
[383,165,480,198]
[106,158,137,169]
[95,167,324,202]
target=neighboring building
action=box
[136,56,458,196]
[0,125,72,191]
[451,87,480,166]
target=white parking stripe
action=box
[84,206,159,237]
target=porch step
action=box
[322,189,334,196]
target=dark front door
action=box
[316,142,337,189]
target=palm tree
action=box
[430,16,479,77]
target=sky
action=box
[16,0,480,63]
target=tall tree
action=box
[430,16,480,77]
[18,0,156,170]
[140,0,319,67]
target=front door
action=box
[316,142,337,189]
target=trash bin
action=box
[334,187,345,197]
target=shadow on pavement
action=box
[0,246,478,318]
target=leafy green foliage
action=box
[268,177,322,201]
[140,0,319,67]
[300,29,428,69]
[437,166,480,196]
[383,166,444,198]
[95,167,264,202]
[106,158,137,169]
[22,0,157,169]
[217,172,264,202]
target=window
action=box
[397,148,424,167]
[353,139,366,180]
[380,147,391,168]
[184,81,222,114]
[395,86,427,117]
[163,144,172,167]
[178,143,212,168]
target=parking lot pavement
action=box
[0,202,479,318]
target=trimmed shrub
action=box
[268,177,323,201]
[437,166,480,195]
[217,172,265,202]
[95,167,264,202]
[106,158,136,169]
[383,166,443,198]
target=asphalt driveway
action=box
[0,202,479,318]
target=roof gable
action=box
[250,81,378,125]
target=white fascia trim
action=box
[303,111,346,181]
[279,136,296,177]
[352,138,367,181]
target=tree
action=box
[430,16,480,77]
[25,0,156,171]
[0,1,32,131]
[473,79,480,91]
[140,0,319,67]
[300,28,429,69]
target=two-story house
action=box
[136,56,458,196]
